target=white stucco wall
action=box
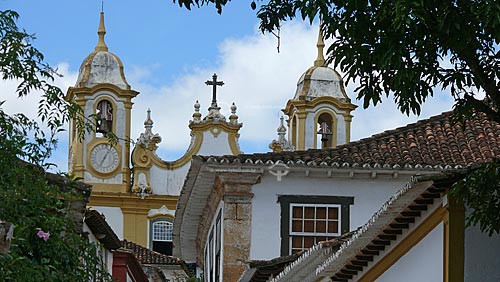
[464,213,500,282]
[377,222,443,282]
[197,130,233,156]
[249,174,412,260]
[90,206,124,239]
[150,163,190,196]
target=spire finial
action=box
[313,23,326,67]
[95,9,109,52]
[144,108,153,129]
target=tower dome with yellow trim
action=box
[75,12,130,90]
[293,30,349,102]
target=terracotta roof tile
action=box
[121,240,184,265]
[201,111,500,168]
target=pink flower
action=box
[36,228,50,241]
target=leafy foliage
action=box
[452,160,500,236]
[0,9,112,281]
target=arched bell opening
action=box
[96,100,113,137]
[316,112,334,149]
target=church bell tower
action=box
[283,27,357,150]
[67,11,138,193]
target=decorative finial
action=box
[137,108,162,150]
[144,108,153,127]
[192,100,202,121]
[313,24,326,67]
[229,102,238,124]
[269,115,294,152]
[95,10,109,52]
[277,116,286,133]
[231,102,237,114]
[194,100,200,112]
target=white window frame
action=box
[289,203,341,253]
[152,220,173,242]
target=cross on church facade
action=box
[205,73,224,108]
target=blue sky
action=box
[0,1,455,172]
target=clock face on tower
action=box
[89,143,120,174]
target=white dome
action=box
[74,11,130,90]
[75,51,130,90]
[293,66,348,101]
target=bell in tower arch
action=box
[96,100,113,135]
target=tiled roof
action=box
[121,240,185,265]
[242,254,301,282]
[242,231,356,282]
[201,111,500,169]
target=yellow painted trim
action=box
[89,192,178,211]
[228,132,242,155]
[297,112,307,150]
[283,96,357,117]
[152,131,203,169]
[359,205,447,282]
[444,196,465,282]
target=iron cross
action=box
[205,73,224,107]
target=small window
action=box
[278,195,354,256]
[151,220,173,255]
[289,204,341,254]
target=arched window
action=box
[96,100,113,136]
[151,220,173,255]
[317,113,333,149]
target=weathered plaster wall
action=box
[249,174,411,260]
[150,163,190,196]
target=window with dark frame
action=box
[209,228,214,282]
[215,211,222,282]
[278,195,354,256]
[151,219,173,255]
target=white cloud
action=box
[0,21,456,171]
[0,63,78,171]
